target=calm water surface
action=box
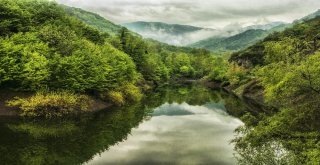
[0,85,252,165]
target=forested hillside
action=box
[229,16,320,164]
[0,0,320,164]
[0,0,228,117]
[63,6,122,35]
[190,29,269,52]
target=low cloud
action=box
[57,0,320,28]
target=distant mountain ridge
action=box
[189,29,269,52]
[242,22,286,31]
[124,21,212,35]
[63,6,122,35]
[68,7,320,52]
[123,21,217,46]
[123,21,288,48]
[189,8,320,52]
[188,21,292,52]
[294,9,320,23]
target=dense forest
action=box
[0,0,320,164]
[0,0,231,117]
[229,16,320,164]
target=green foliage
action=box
[0,0,231,113]
[230,16,320,68]
[226,63,249,85]
[141,53,169,84]
[165,53,195,77]
[205,57,229,82]
[257,52,320,111]
[231,16,320,165]
[120,83,143,102]
[0,0,140,95]
[7,91,93,118]
[8,121,79,138]
[264,37,298,64]
[106,91,125,106]
[0,32,50,90]
[233,108,320,165]
[191,29,269,53]
[64,6,121,35]
[38,24,79,56]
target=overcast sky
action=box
[57,0,320,28]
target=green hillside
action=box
[229,16,320,164]
[0,0,227,117]
[294,9,320,23]
[230,16,320,67]
[191,10,320,53]
[63,6,122,35]
[190,29,269,52]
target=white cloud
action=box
[57,0,320,28]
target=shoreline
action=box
[0,80,264,117]
[0,90,113,117]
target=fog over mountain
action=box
[122,21,287,46]
[57,0,320,28]
[123,22,218,45]
[56,0,320,46]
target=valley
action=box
[0,0,320,165]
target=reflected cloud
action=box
[86,102,243,165]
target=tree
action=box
[0,32,50,90]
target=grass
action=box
[7,91,93,118]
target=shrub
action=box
[99,83,142,106]
[226,63,248,85]
[121,84,143,102]
[7,91,93,118]
[106,91,125,106]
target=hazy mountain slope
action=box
[124,21,206,35]
[190,29,269,52]
[230,16,320,68]
[242,22,286,31]
[63,6,122,35]
[294,9,320,23]
[123,21,216,46]
[62,8,195,53]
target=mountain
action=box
[123,21,216,46]
[294,9,320,23]
[63,6,122,35]
[242,22,286,31]
[230,16,320,68]
[189,29,269,52]
[189,22,288,52]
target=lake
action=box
[0,85,252,165]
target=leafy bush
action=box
[106,91,125,106]
[99,83,142,106]
[226,63,249,85]
[0,32,50,90]
[7,91,93,118]
[120,83,143,102]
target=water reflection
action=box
[87,102,242,165]
[0,85,250,165]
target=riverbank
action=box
[0,80,265,118]
[0,90,112,117]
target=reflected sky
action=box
[86,101,243,165]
